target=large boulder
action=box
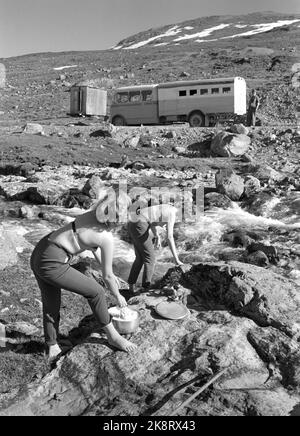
[252,165,286,183]
[181,262,300,339]
[243,175,261,199]
[211,132,250,157]
[204,192,233,210]
[215,169,245,201]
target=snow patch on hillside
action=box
[114,18,300,50]
[124,25,182,50]
[53,65,77,71]
[174,23,231,41]
[221,19,300,39]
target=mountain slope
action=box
[114,12,300,50]
[0,12,299,126]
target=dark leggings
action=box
[128,220,156,288]
[30,233,111,346]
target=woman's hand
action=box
[116,294,127,308]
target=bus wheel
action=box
[188,111,205,127]
[159,116,167,124]
[112,116,126,126]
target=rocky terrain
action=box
[0,11,299,416]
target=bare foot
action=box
[48,344,62,361]
[107,334,137,353]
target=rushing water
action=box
[0,191,299,284]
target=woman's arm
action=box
[166,209,183,266]
[93,234,127,307]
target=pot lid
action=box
[155,302,189,320]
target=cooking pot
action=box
[108,307,140,334]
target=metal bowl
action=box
[108,308,140,335]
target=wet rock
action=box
[19,205,40,219]
[211,132,250,157]
[204,192,233,210]
[181,262,300,338]
[252,165,285,183]
[244,250,269,267]
[243,175,261,199]
[82,175,105,199]
[215,169,245,201]
[222,230,254,248]
[23,123,44,135]
[244,192,275,216]
[230,124,249,135]
[247,242,279,264]
[248,327,300,388]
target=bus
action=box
[110,77,247,127]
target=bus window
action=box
[223,87,231,94]
[190,89,197,96]
[212,88,220,94]
[117,92,129,103]
[142,90,153,101]
[179,90,187,97]
[129,91,141,102]
[200,89,208,95]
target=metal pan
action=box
[155,301,189,320]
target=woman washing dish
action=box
[30,192,137,361]
[127,201,184,293]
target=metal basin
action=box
[108,307,140,334]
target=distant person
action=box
[247,89,260,127]
[127,202,183,293]
[30,193,136,361]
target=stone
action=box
[248,327,300,388]
[139,136,157,148]
[243,175,261,199]
[247,242,279,263]
[172,146,186,154]
[204,192,233,210]
[230,124,249,135]
[252,165,285,183]
[123,136,140,148]
[82,175,105,199]
[6,322,40,338]
[19,205,40,219]
[211,132,250,157]
[215,169,245,201]
[180,262,300,338]
[244,250,269,267]
[23,123,44,135]
[163,131,176,139]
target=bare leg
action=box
[48,344,62,360]
[103,322,137,353]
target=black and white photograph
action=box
[0,0,299,420]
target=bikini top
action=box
[72,220,98,252]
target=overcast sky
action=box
[0,0,299,58]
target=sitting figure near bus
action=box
[247,89,260,127]
[127,202,184,293]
